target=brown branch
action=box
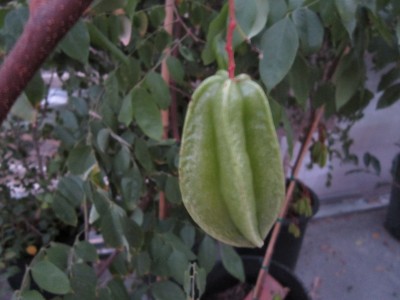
[158,0,175,220]
[251,48,345,299]
[0,0,94,124]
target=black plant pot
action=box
[203,256,310,300]
[236,179,319,271]
[384,153,400,240]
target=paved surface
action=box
[296,208,400,300]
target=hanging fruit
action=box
[179,70,285,248]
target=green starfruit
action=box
[179,71,285,248]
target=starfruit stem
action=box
[225,0,236,79]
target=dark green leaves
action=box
[60,20,90,64]
[100,203,143,249]
[150,281,186,300]
[335,0,358,38]
[67,145,96,175]
[259,17,299,90]
[52,193,78,226]
[334,53,364,110]
[31,260,71,295]
[20,290,45,300]
[220,244,245,282]
[377,83,400,109]
[119,87,164,140]
[292,8,324,53]
[145,72,171,109]
[288,55,311,106]
[235,0,269,41]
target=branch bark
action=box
[0,0,93,124]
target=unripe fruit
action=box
[179,71,285,247]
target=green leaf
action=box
[151,281,186,300]
[121,166,143,209]
[220,244,245,282]
[165,176,182,204]
[166,56,185,84]
[2,7,28,50]
[60,20,90,64]
[145,71,171,109]
[259,17,299,90]
[97,128,110,153]
[287,0,305,9]
[57,176,84,207]
[108,278,130,300]
[101,205,127,248]
[376,83,400,109]
[167,250,189,285]
[180,225,195,249]
[335,0,358,38]
[118,92,134,126]
[133,252,151,276]
[292,8,324,53]
[110,253,130,276]
[67,145,96,175]
[67,263,97,300]
[132,87,163,140]
[126,0,139,18]
[198,236,216,273]
[378,68,400,92]
[116,58,141,93]
[75,241,98,263]
[46,243,71,270]
[10,93,35,122]
[161,232,196,261]
[267,1,287,25]
[235,0,269,42]
[201,5,228,65]
[25,72,45,106]
[288,55,311,106]
[31,260,71,295]
[197,267,207,297]
[113,145,131,175]
[101,203,143,249]
[20,290,45,300]
[52,193,78,226]
[334,53,363,110]
[88,22,129,65]
[134,138,154,171]
[282,111,294,158]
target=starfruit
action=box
[179,71,285,248]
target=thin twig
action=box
[172,4,203,43]
[96,249,121,278]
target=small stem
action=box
[96,249,120,278]
[158,0,175,220]
[32,113,45,180]
[225,0,236,79]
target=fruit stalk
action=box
[226,0,236,79]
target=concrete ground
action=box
[296,208,400,300]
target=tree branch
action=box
[0,0,94,124]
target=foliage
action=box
[0,0,398,299]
